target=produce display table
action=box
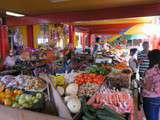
[0,105,67,120]
[0,69,20,76]
[95,57,112,64]
[40,75,73,120]
[0,74,73,120]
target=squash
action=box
[67,98,81,113]
[66,83,78,95]
[64,95,78,103]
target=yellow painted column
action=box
[33,24,40,48]
[64,34,69,48]
[74,34,78,48]
[19,26,27,47]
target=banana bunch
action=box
[53,75,65,86]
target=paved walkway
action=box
[133,89,146,120]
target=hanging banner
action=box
[27,25,34,49]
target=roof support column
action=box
[27,25,34,48]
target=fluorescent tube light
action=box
[6,11,25,17]
[49,0,71,3]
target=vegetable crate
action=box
[107,73,132,89]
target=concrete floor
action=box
[133,89,146,120]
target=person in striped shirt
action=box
[137,41,150,78]
[137,42,150,110]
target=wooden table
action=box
[0,105,67,120]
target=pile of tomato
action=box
[75,73,105,86]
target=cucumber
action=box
[81,97,88,113]
[81,98,96,120]
[82,116,90,120]
[97,114,117,120]
[105,117,120,120]
[82,114,96,120]
[84,111,96,120]
[86,105,97,113]
[96,110,118,120]
[102,106,125,120]
[96,110,110,116]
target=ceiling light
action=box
[49,0,71,3]
[6,11,25,17]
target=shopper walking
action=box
[143,49,160,120]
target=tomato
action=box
[75,73,105,85]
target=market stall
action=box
[0,23,136,120]
[48,52,133,120]
[0,72,73,120]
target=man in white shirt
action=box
[129,48,138,75]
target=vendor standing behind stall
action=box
[3,50,16,69]
[64,45,75,73]
[93,37,102,54]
